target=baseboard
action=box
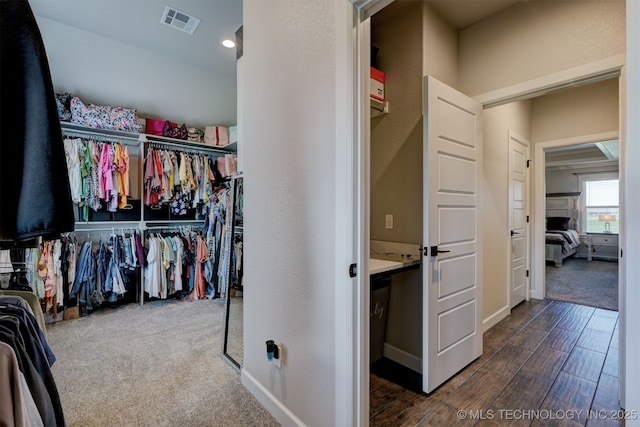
[383,343,422,373]
[241,369,306,427]
[483,305,510,332]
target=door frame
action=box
[346,0,630,423]
[531,130,619,301]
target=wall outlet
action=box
[385,214,393,229]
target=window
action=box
[581,175,619,234]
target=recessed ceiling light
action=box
[222,39,235,49]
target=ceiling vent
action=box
[161,6,200,35]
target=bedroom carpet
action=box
[45,299,280,427]
[545,258,618,311]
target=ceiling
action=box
[545,140,620,170]
[29,0,242,76]
[28,0,526,79]
[426,0,523,30]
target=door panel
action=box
[439,208,475,244]
[438,255,476,298]
[423,76,483,393]
[438,155,476,193]
[509,130,531,308]
[438,301,476,351]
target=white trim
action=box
[474,55,624,108]
[623,0,639,413]
[334,1,359,426]
[241,370,307,427]
[349,0,394,18]
[483,304,510,332]
[355,11,372,427]
[531,131,619,300]
[383,344,422,373]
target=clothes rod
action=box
[68,227,139,233]
[62,129,141,145]
[146,140,232,156]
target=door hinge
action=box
[526,270,530,277]
[349,263,357,278]
[526,215,530,223]
[526,159,531,168]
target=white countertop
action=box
[369,240,421,275]
[369,256,420,275]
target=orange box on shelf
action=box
[370,67,385,101]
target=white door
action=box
[423,76,483,393]
[509,131,530,308]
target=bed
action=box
[546,193,582,267]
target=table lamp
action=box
[598,214,616,233]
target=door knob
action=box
[511,230,520,236]
[425,246,451,257]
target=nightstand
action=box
[589,233,619,261]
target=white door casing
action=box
[423,76,483,393]
[509,131,530,308]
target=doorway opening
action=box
[543,140,620,311]
[364,0,617,422]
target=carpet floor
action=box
[545,257,618,311]
[46,299,280,427]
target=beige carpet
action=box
[46,299,280,427]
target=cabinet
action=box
[589,233,619,261]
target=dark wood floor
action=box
[370,299,621,426]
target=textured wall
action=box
[371,1,423,245]
[531,78,619,143]
[459,0,625,97]
[35,16,237,128]
[482,100,532,320]
[241,0,336,425]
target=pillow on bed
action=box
[547,216,570,231]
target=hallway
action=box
[370,299,621,426]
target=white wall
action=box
[482,101,531,324]
[35,16,237,128]
[241,0,337,425]
[459,0,625,97]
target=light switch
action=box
[385,214,393,229]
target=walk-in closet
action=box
[0,1,270,425]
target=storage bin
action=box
[78,205,112,222]
[144,204,170,221]
[113,199,141,221]
[370,276,391,363]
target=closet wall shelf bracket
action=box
[370,98,389,117]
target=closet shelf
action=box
[60,122,142,145]
[60,122,236,153]
[370,98,389,117]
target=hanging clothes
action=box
[143,230,210,301]
[0,294,66,426]
[62,138,132,219]
[0,0,74,241]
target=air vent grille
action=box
[161,6,200,35]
